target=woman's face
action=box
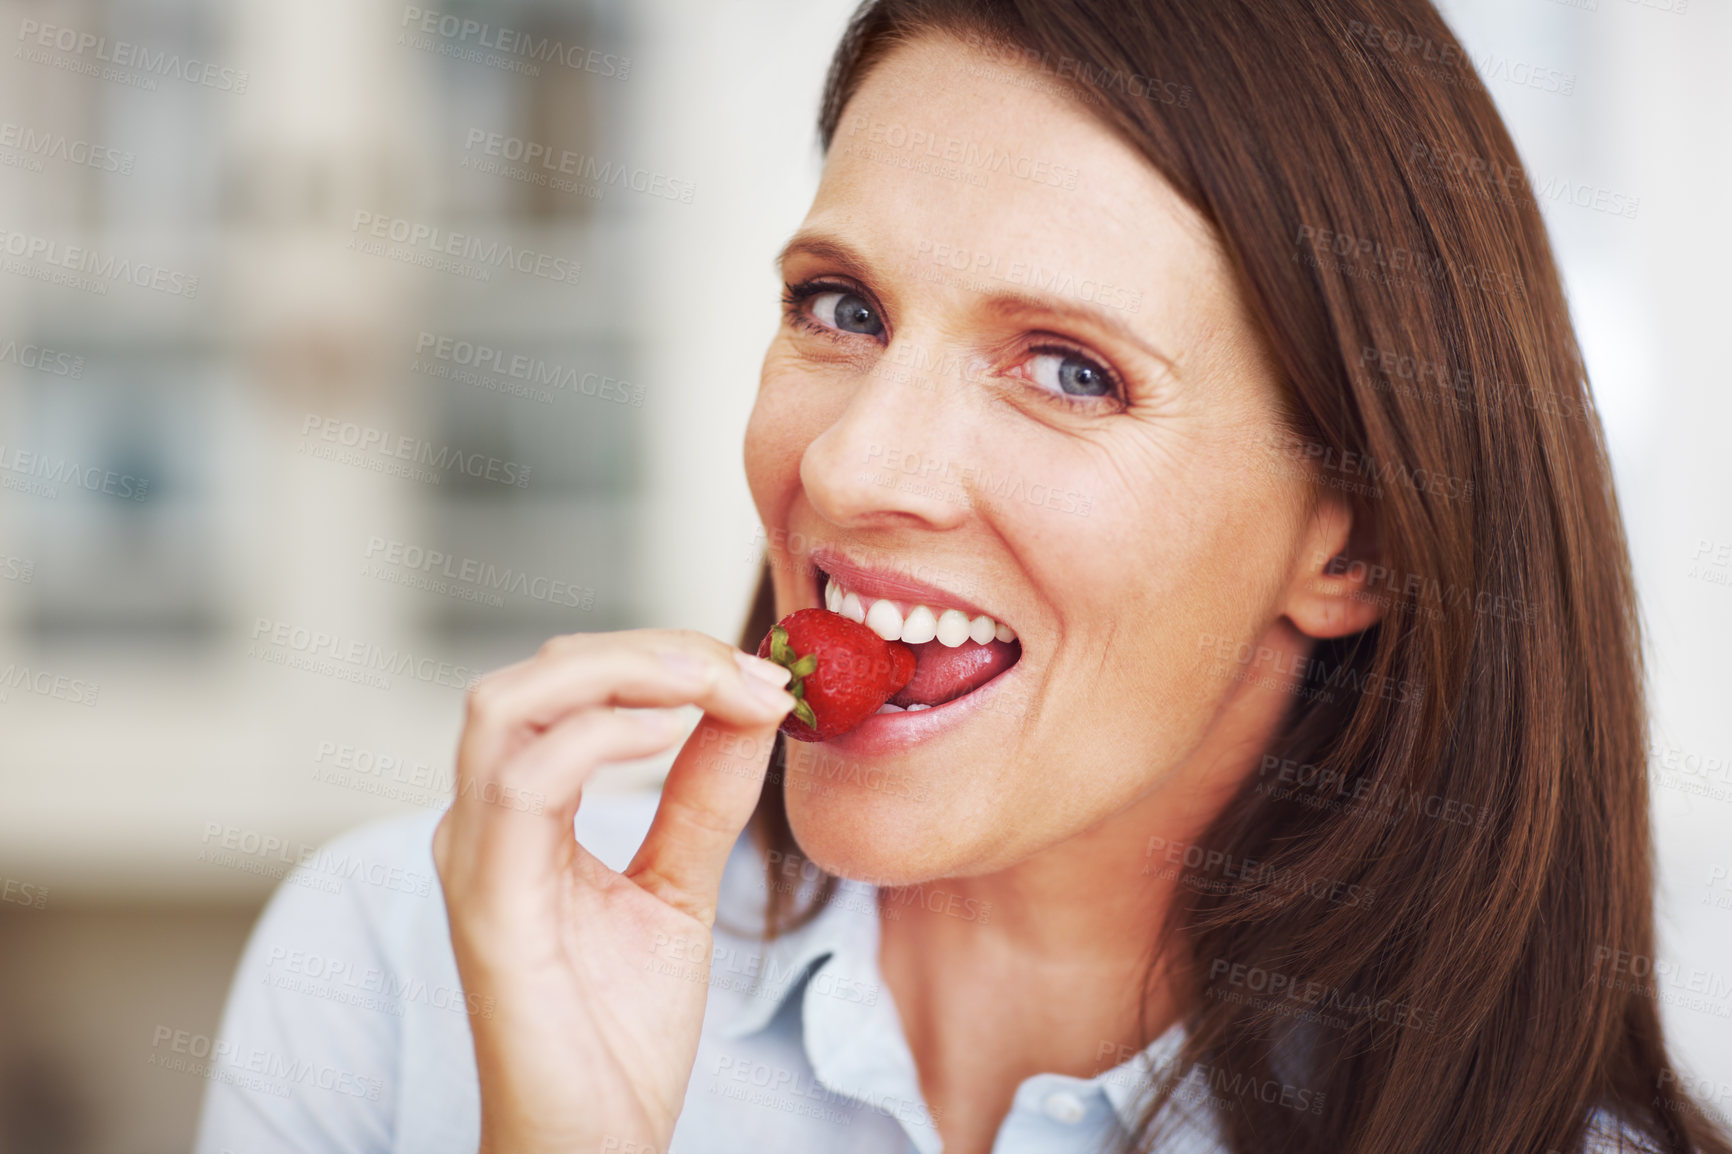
[744,35,1358,885]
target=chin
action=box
[780,761,971,887]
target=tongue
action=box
[888,638,1021,708]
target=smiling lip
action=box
[820,654,1025,755]
[806,547,1005,627]
[794,544,1022,751]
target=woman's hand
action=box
[432,629,796,1154]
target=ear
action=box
[1283,492,1384,639]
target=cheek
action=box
[743,359,812,513]
[1008,443,1297,736]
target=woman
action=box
[197,1,1732,1152]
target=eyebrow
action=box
[774,233,876,283]
[978,291,1177,376]
[774,230,1178,376]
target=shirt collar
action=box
[709,841,1223,1148]
[713,868,874,1041]
[1098,1021,1209,1137]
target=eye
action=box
[809,290,884,336]
[1021,350,1117,399]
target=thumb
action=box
[623,711,783,925]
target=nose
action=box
[799,335,975,533]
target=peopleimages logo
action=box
[15,19,250,92]
[0,662,100,707]
[910,237,1141,315]
[412,332,645,406]
[398,7,630,79]
[348,212,581,286]
[297,413,532,489]
[363,536,597,611]
[148,1025,384,1102]
[0,226,199,298]
[0,338,83,377]
[247,617,484,692]
[0,443,151,502]
[462,130,695,204]
[0,120,135,174]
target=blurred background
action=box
[0,0,1725,1150]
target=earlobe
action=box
[1285,494,1384,640]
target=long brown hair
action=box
[737,2,1729,1151]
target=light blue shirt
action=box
[193,792,1637,1153]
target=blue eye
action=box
[810,291,883,336]
[1025,351,1115,397]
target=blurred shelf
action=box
[0,643,674,902]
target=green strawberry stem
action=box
[766,624,820,729]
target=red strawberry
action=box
[757,608,917,741]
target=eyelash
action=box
[1015,339,1127,412]
[779,278,864,340]
[778,276,1126,412]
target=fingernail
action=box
[735,650,792,687]
[744,674,795,715]
[660,651,710,682]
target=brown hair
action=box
[737,2,1729,1151]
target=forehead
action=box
[808,33,1227,325]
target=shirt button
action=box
[1041,1090,1087,1124]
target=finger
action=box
[460,631,793,771]
[497,706,693,810]
[498,630,793,726]
[445,707,687,909]
[624,712,784,926]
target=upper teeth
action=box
[825,577,1016,647]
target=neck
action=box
[876,768,1217,1081]
[874,624,1309,1149]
